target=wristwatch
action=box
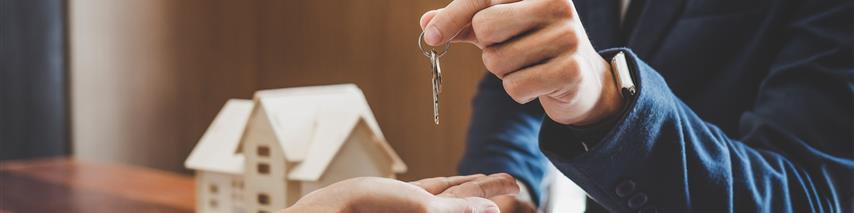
[610,51,636,98]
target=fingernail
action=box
[419,10,436,29]
[483,206,500,213]
[425,25,442,45]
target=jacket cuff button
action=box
[615,180,637,197]
[628,193,649,208]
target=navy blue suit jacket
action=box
[458,0,853,212]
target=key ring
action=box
[419,31,450,58]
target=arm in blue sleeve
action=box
[540,13,853,212]
[459,73,550,204]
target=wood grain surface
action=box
[0,158,195,213]
[70,0,486,180]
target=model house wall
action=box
[241,104,290,213]
[197,172,244,213]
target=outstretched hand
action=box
[280,173,520,213]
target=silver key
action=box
[419,32,450,125]
[430,50,442,125]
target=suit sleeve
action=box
[539,3,854,211]
[459,73,550,204]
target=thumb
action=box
[420,9,478,46]
[420,9,440,30]
[429,197,501,213]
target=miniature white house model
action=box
[185,84,407,213]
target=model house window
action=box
[257,145,270,157]
[232,180,244,189]
[257,193,270,205]
[210,184,219,193]
[258,211,267,213]
[257,163,270,174]
[209,199,218,208]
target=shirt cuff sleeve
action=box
[515,180,534,204]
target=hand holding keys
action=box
[419,32,450,125]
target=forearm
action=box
[540,49,850,212]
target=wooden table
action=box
[0,158,195,213]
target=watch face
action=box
[610,51,636,98]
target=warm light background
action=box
[70,0,488,180]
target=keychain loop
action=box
[419,31,450,58]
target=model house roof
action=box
[252,84,386,162]
[289,115,406,181]
[184,99,253,174]
[253,84,406,177]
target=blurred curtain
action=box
[0,0,69,160]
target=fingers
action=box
[420,9,439,29]
[439,173,519,198]
[490,194,538,213]
[410,173,520,213]
[502,54,583,104]
[421,9,479,46]
[410,174,486,195]
[429,197,501,213]
[423,0,520,45]
[483,23,577,78]
[422,0,579,47]
[471,1,546,47]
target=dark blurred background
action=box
[0,0,69,160]
[1,0,486,181]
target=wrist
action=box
[575,55,625,126]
